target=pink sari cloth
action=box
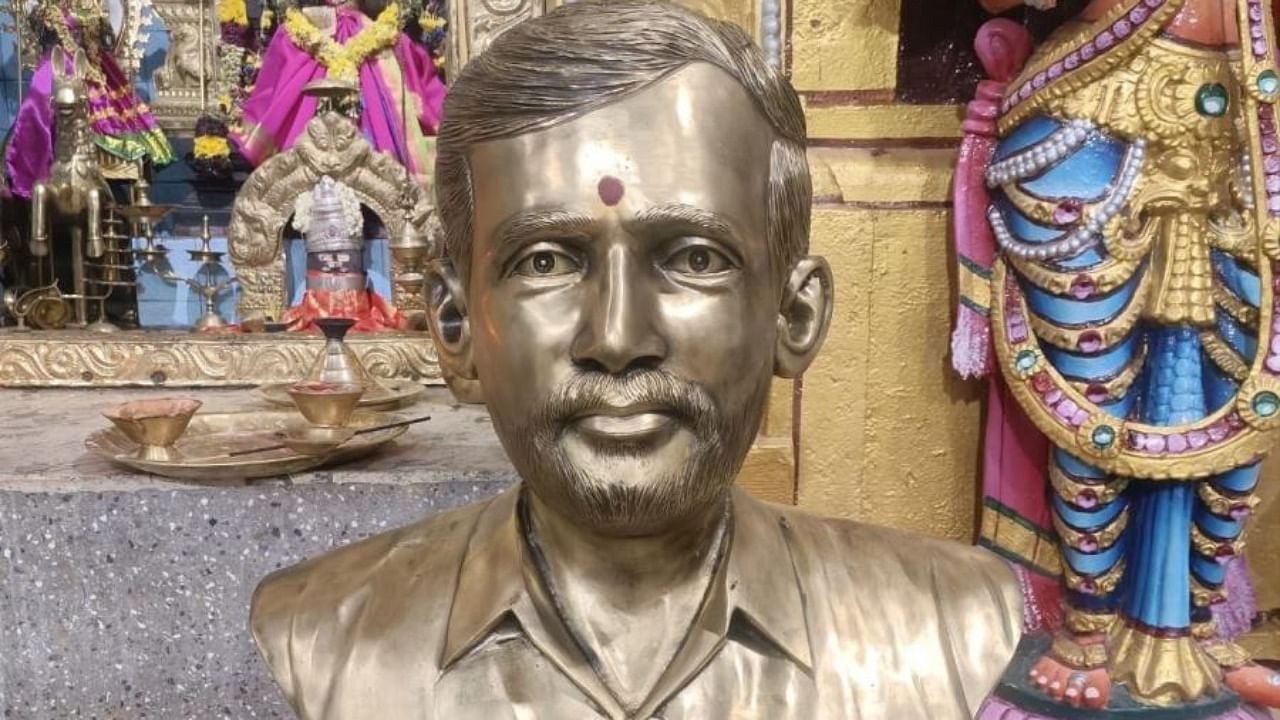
[232,7,446,186]
[4,17,173,198]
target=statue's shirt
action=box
[251,486,1023,719]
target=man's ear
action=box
[774,256,834,378]
[425,259,484,403]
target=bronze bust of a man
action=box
[250,2,1023,717]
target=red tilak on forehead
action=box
[597,176,625,206]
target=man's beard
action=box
[504,368,769,537]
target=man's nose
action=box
[570,244,667,375]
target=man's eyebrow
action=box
[624,203,735,241]
[492,209,598,249]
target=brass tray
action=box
[85,409,409,481]
[254,379,426,409]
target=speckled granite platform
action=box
[0,387,517,718]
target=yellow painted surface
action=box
[809,146,955,204]
[805,104,964,141]
[797,205,984,541]
[791,0,900,91]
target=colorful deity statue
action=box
[231,0,446,190]
[3,0,173,199]
[954,0,1280,714]
[281,174,405,331]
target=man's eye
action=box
[664,245,733,275]
[513,249,581,277]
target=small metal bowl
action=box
[285,381,365,428]
[102,397,203,462]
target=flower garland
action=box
[192,0,260,177]
[42,1,106,85]
[284,3,401,85]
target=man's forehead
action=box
[466,63,774,250]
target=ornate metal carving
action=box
[148,0,217,129]
[227,111,436,323]
[0,329,441,386]
[447,0,549,75]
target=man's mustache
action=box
[535,369,717,433]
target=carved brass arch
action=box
[227,111,435,324]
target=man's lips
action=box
[569,405,678,442]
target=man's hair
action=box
[435,0,811,281]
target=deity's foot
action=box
[1223,663,1280,708]
[1028,633,1111,709]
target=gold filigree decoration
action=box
[991,260,1280,480]
[1200,331,1251,383]
[0,330,440,387]
[1050,462,1130,507]
[1053,509,1129,551]
[1066,609,1118,636]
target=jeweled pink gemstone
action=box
[1072,409,1090,426]
[1053,200,1082,225]
[1255,39,1269,57]
[1078,330,1103,353]
[1045,388,1064,405]
[1076,489,1099,509]
[1227,412,1246,429]
[1264,137,1278,154]
[1065,52,1081,70]
[1129,431,1147,448]
[1033,72,1047,89]
[1020,84,1034,99]
[1264,117,1277,133]
[1009,325,1028,343]
[1253,24,1266,39]
[1268,195,1280,213]
[1267,175,1280,193]
[1048,63,1064,79]
[1208,420,1229,442]
[1114,19,1132,37]
[1032,372,1053,393]
[1086,383,1110,403]
[1079,534,1100,553]
[1079,578,1099,594]
[1168,433,1189,453]
[1215,544,1237,561]
[1097,31,1115,49]
[1057,399,1080,419]
[1264,157,1280,173]
[1146,434,1167,453]
[1230,504,1252,521]
[1269,336,1280,354]
[1261,103,1275,119]
[1070,274,1096,299]
[1081,43,1097,61]
[1144,0,1162,7]
[1266,355,1280,373]
[1188,430,1209,449]
[1251,4,1263,20]
[1130,6,1149,23]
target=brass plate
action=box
[254,380,426,409]
[85,409,409,481]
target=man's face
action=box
[466,64,779,536]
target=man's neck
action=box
[524,490,730,710]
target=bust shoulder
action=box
[766,501,1024,718]
[248,497,492,715]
